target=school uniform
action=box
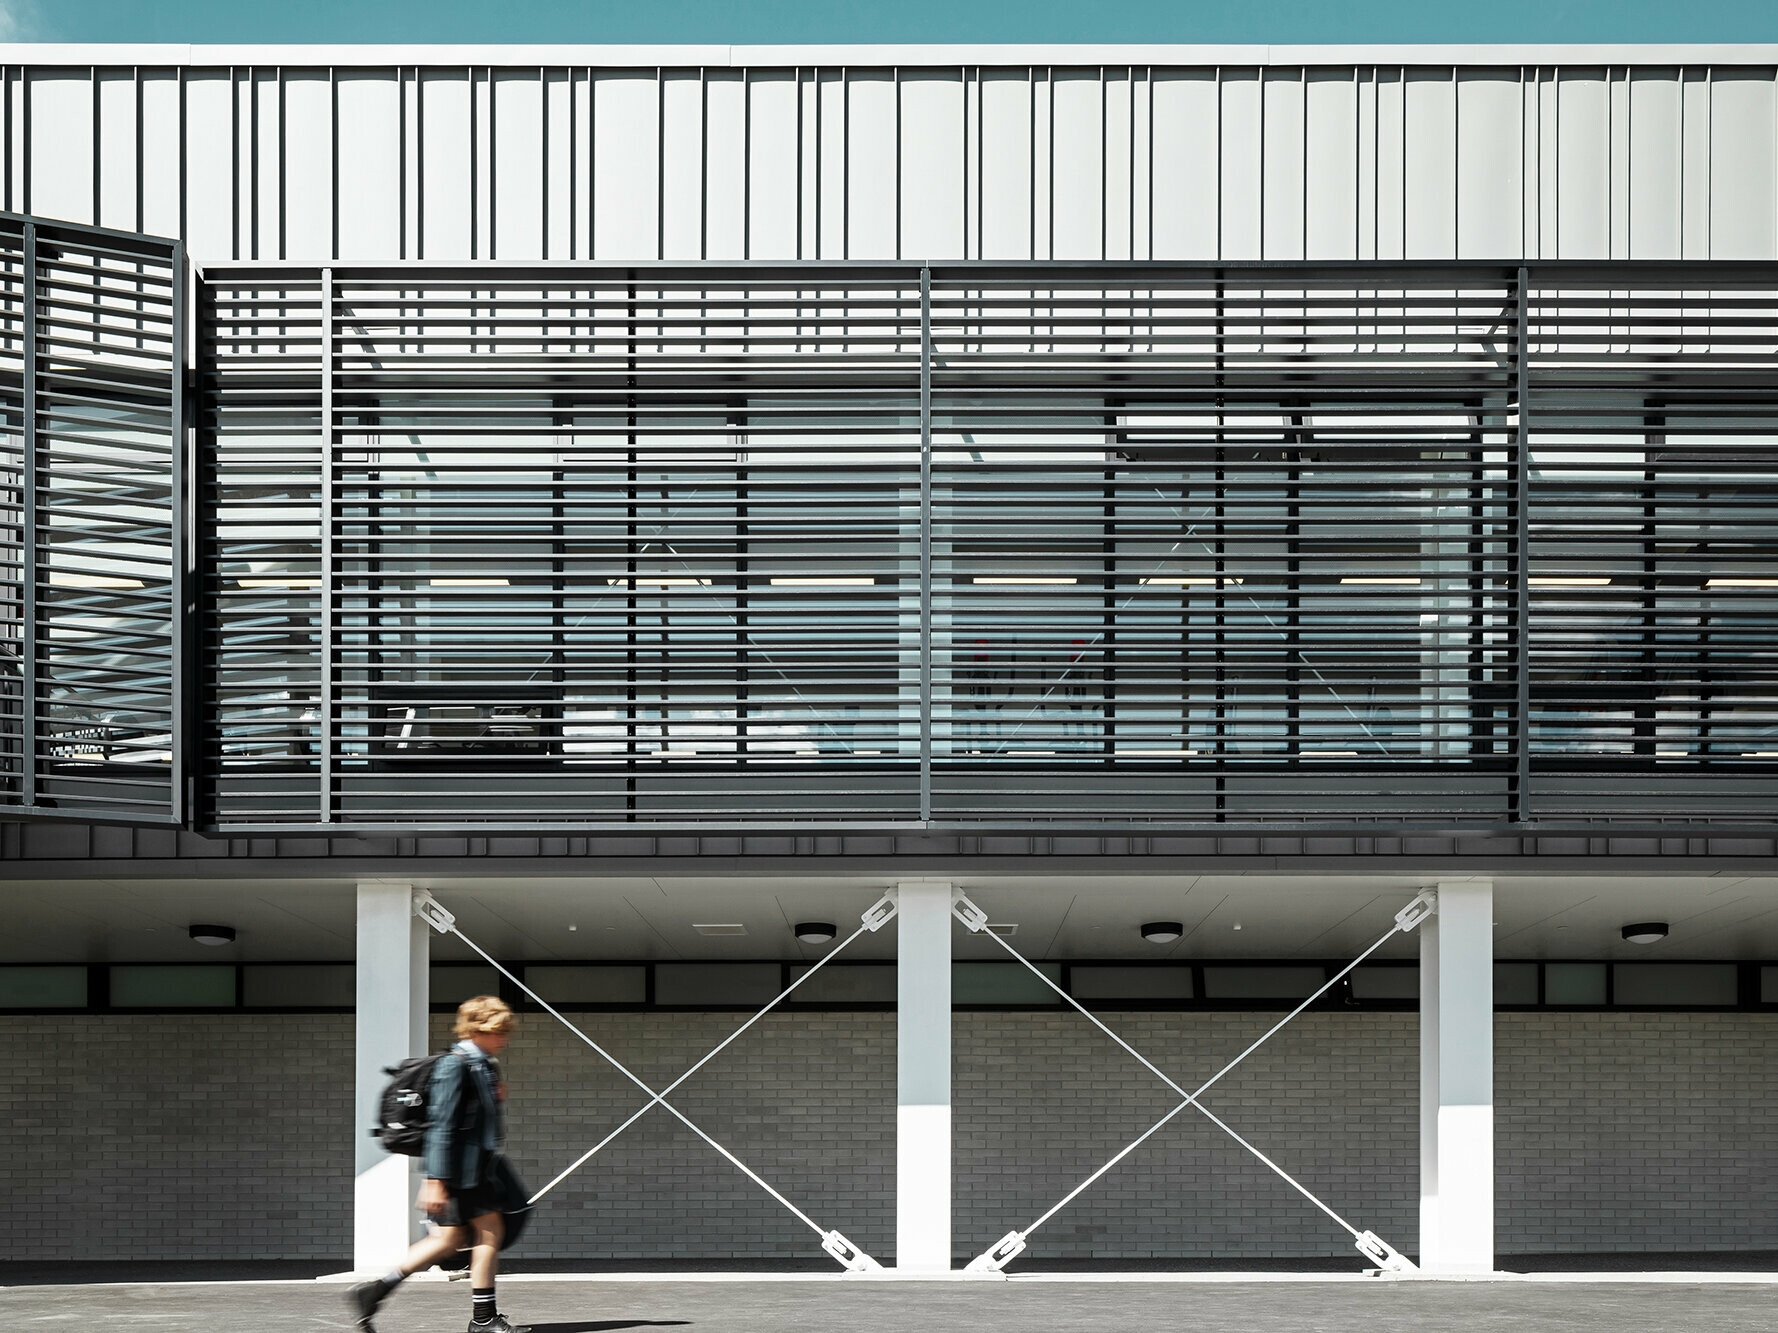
[423,1038,507,1226]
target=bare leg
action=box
[400,1223,469,1276]
[467,1211,505,1289]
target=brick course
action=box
[3,1009,1774,1262]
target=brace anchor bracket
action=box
[964,1229,1028,1274]
[821,1229,883,1273]
[413,890,456,934]
[861,889,900,932]
[1394,890,1437,934]
[951,888,990,934]
[1354,1230,1418,1274]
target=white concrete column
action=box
[1419,880,1494,1274]
[354,881,431,1272]
[895,880,953,1273]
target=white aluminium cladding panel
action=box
[2,52,1775,264]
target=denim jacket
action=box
[422,1039,504,1189]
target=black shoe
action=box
[345,1280,384,1330]
[468,1318,531,1333]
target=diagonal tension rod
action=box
[412,888,900,1272]
[955,888,1436,1275]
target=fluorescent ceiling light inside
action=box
[973,576,1078,585]
[1117,748,1202,756]
[692,923,747,936]
[1743,752,1778,758]
[429,578,511,587]
[769,577,876,586]
[1301,750,1359,757]
[1141,576,1245,586]
[1341,577,1421,586]
[1530,577,1612,586]
[1708,578,1778,588]
[48,572,144,589]
[238,578,321,588]
[608,576,712,587]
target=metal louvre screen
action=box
[926,270,1518,822]
[1526,268,1778,821]
[194,262,1778,833]
[204,269,924,825]
[1,214,184,825]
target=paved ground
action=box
[4,1278,1777,1331]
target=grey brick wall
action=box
[1,1014,354,1261]
[5,1009,1776,1262]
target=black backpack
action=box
[371,1051,454,1156]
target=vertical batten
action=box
[659,70,703,260]
[1260,66,1305,259]
[1220,68,1262,259]
[1628,67,1682,258]
[1150,70,1217,259]
[750,69,800,259]
[28,69,91,225]
[1304,67,1357,260]
[899,68,962,260]
[1708,68,1777,258]
[846,68,895,260]
[703,70,744,260]
[419,69,470,260]
[335,71,401,261]
[97,68,139,233]
[1404,68,1457,258]
[0,57,1771,268]
[1458,68,1522,259]
[978,67,1032,260]
[1103,66,1132,260]
[1049,68,1103,260]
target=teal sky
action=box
[6,0,1777,46]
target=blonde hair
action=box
[454,994,515,1040]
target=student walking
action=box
[350,995,531,1333]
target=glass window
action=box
[1350,966,1418,1001]
[430,965,503,1006]
[243,964,354,1007]
[787,964,897,1005]
[1543,962,1607,1006]
[0,966,87,1008]
[1070,966,1194,1001]
[1493,962,1540,1005]
[1612,964,1737,1007]
[110,965,235,1008]
[654,963,781,1007]
[953,962,1063,1006]
[1201,966,1326,1000]
[522,965,647,1006]
[1762,966,1778,1005]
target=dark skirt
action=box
[434,1155,534,1264]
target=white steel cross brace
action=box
[953,888,1435,1276]
[412,888,899,1272]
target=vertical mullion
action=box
[170,242,189,825]
[319,266,335,824]
[20,221,36,810]
[1513,265,1532,823]
[919,266,932,823]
